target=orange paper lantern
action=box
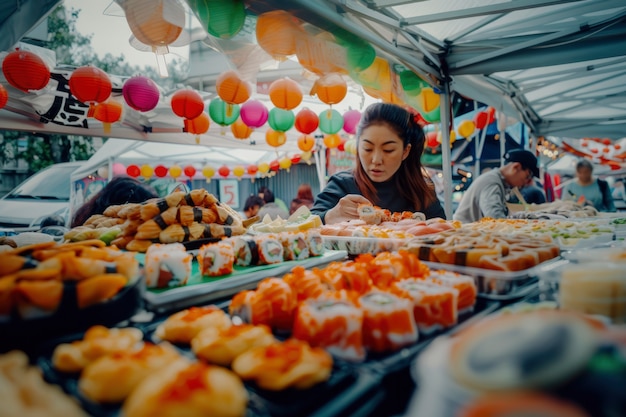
[185,112,210,134]
[216,70,250,105]
[0,84,8,110]
[69,66,112,116]
[171,89,204,120]
[266,129,287,148]
[121,0,184,53]
[298,134,316,152]
[2,49,50,92]
[230,117,253,139]
[256,10,302,60]
[323,134,342,149]
[310,73,347,105]
[269,77,303,110]
[93,101,123,134]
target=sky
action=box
[64,0,190,69]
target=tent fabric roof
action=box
[1,0,626,143]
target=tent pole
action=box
[499,107,506,165]
[439,81,453,220]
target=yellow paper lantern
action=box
[418,88,440,113]
[279,157,292,172]
[457,119,476,138]
[232,165,245,180]
[344,138,357,155]
[169,164,182,178]
[258,162,270,175]
[140,164,153,178]
[301,151,313,165]
[202,165,215,183]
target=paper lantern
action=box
[122,76,160,112]
[268,108,294,132]
[426,131,439,148]
[231,117,253,139]
[185,112,210,135]
[112,162,126,176]
[318,109,343,135]
[279,157,292,172]
[184,165,196,178]
[342,109,361,134]
[171,89,204,120]
[311,73,347,105]
[218,165,230,178]
[240,100,268,128]
[258,162,270,175]
[208,98,239,126]
[266,129,287,148]
[188,0,245,39]
[473,111,489,129]
[202,165,215,183]
[169,165,182,179]
[323,134,342,149]
[422,107,440,123]
[247,165,258,176]
[351,57,391,91]
[256,10,302,59]
[93,101,123,134]
[2,49,50,92]
[457,120,476,138]
[335,33,376,73]
[0,84,7,110]
[269,77,302,110]
[295,108,319,134]
[97,165,109,179]
[269,160,280,172]
[486,107,496,124]
[337,139,346,152]
[126,164,140,178]
[301,151,313,164]
[418,88,440,113]
[399,70,428,94]
[154,164,168,177]
[140,164,153,178]
[232,165,245,180]
[216,70,250,105]
[120,0,184,51]
[344,138,357,154]
[69,66,112,115]
[298,134,316,152]
[291,154,301,164]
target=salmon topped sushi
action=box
[428,270,477,314]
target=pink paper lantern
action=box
[122,76,160,112]
[112,162,126,176]
[240,100,268,128]
[342,109,361,134]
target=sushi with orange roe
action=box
[357,250,429,289]
[229,278,297,331]
[317,260,372,295]
[359,290,418,353]
[155,305,232,344]
[282,265,326,302]
[292,292,365,362]
[428,270,477,314]
[197,241,235,277]
[389,278,459,334]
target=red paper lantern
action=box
[126,164,141,178]
[0,84,8,110]
[171,89,204,120]
[122,76,160,112]
[93,101,122,134]
[337,139,346,152]
[426,131,439,148]
[154,164,168,177]
[183,165,197,178]
[269,160,280,172]
[486,107,496,124]
[291,154,301,164]
[218,165,230,178]
[2,49,50,92]
[295,108,319,134]
[247,165,258,176]
[473,111,488,129]
[69,66,112,115]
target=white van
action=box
[0,161,85,230]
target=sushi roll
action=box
[229,278,297,331]
[306,230,325,257]
[359,290,418,353]
[231,236,259,267]
[282,265,326,302]
[279,232,309,261]
[428,270,477,314]
[254,235,283,265]
[144,243,192,288]
[292,293,365,362]
[389,278,459,335]
[358,204,382,225]
[197,242,235,277]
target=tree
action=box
[0,3,189,172]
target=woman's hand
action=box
[324,194,372,224]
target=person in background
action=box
[289,183,315,215]
[561,159,615,212]
[71,176,158,227]
[453,149,539,223]
[257,188,290,220]
[508,179,547,205]
[311,102,445,224]
[239,195,264,219]
[258,186,288,214]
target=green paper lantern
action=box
[400,70,428,95]
[187,0,246,39]
[318,109,344,135]
[268,107,295,132]
[335,30,376,73]
[208,98,240,126]
[422,107,441,123]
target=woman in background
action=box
[562,159,615,212]
[71,176,158,227]
[311,102,444,224]
[289,183,315,215]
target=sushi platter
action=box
[142,249,348,313]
